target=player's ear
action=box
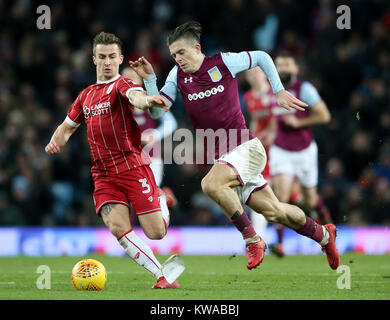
[119,54,124,65]
[92,55,97,65]
[195,43,201,54]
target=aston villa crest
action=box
[207,66,222,82]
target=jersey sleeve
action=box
[117,77,144,101]
[220,51,252,77]
[300,81,322,107]
[221,51,284,94]
[143,66,179,108]
[65,91,85,127]
[159,66,179,107]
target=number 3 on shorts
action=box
[138,178,151,194]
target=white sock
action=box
[118,230,163,279]
[159,195,170,229]
[245,234,261,245]
[250,209,268,239]
[319,226,330,246]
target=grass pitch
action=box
[0,253,389,300]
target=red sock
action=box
[231,211,257,240]
[274,224,285,244]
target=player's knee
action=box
[144,224,166,240]
[145,228,166,240]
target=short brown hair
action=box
[93,32,122,56]
[276,51,296,63]
[167,21,202,46]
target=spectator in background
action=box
[252,0,279,53]
[217,0,254,51]
[0,191,25,226]
[128,29,165,77]
[341,186,368,226]
[374,145,390,182]
[320,158,349,223]
[344,130,376,182]
[370,178,390,224]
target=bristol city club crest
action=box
[207,66,222,82]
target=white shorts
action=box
[149,157,164,187]
[217,138,268,205]
[269,141,318,188]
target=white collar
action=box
[96,74,121,84]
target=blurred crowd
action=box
[0,0,389,227]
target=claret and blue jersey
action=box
[272,79,322,151]
[144,50,285,158]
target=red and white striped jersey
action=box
[65,74,151,175]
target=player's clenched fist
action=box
[45,140,61,155]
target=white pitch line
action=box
[0,282,15,285]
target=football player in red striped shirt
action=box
[45,32,178,289]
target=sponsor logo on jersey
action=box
[207,66,222,82]
[187,85,224,101]
[83,101,111,119]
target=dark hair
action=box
[276,51,296,62]
[167,21,202,46]
[93,32,122,56]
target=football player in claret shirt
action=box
[269,52,334,253]
[244,67,302,258]
[45,32,179,289]
[130,21,339,270]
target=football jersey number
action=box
[138,178,151,194]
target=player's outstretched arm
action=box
[221,51,309,111]
[45,121,78,155]
[128,90,169,112]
